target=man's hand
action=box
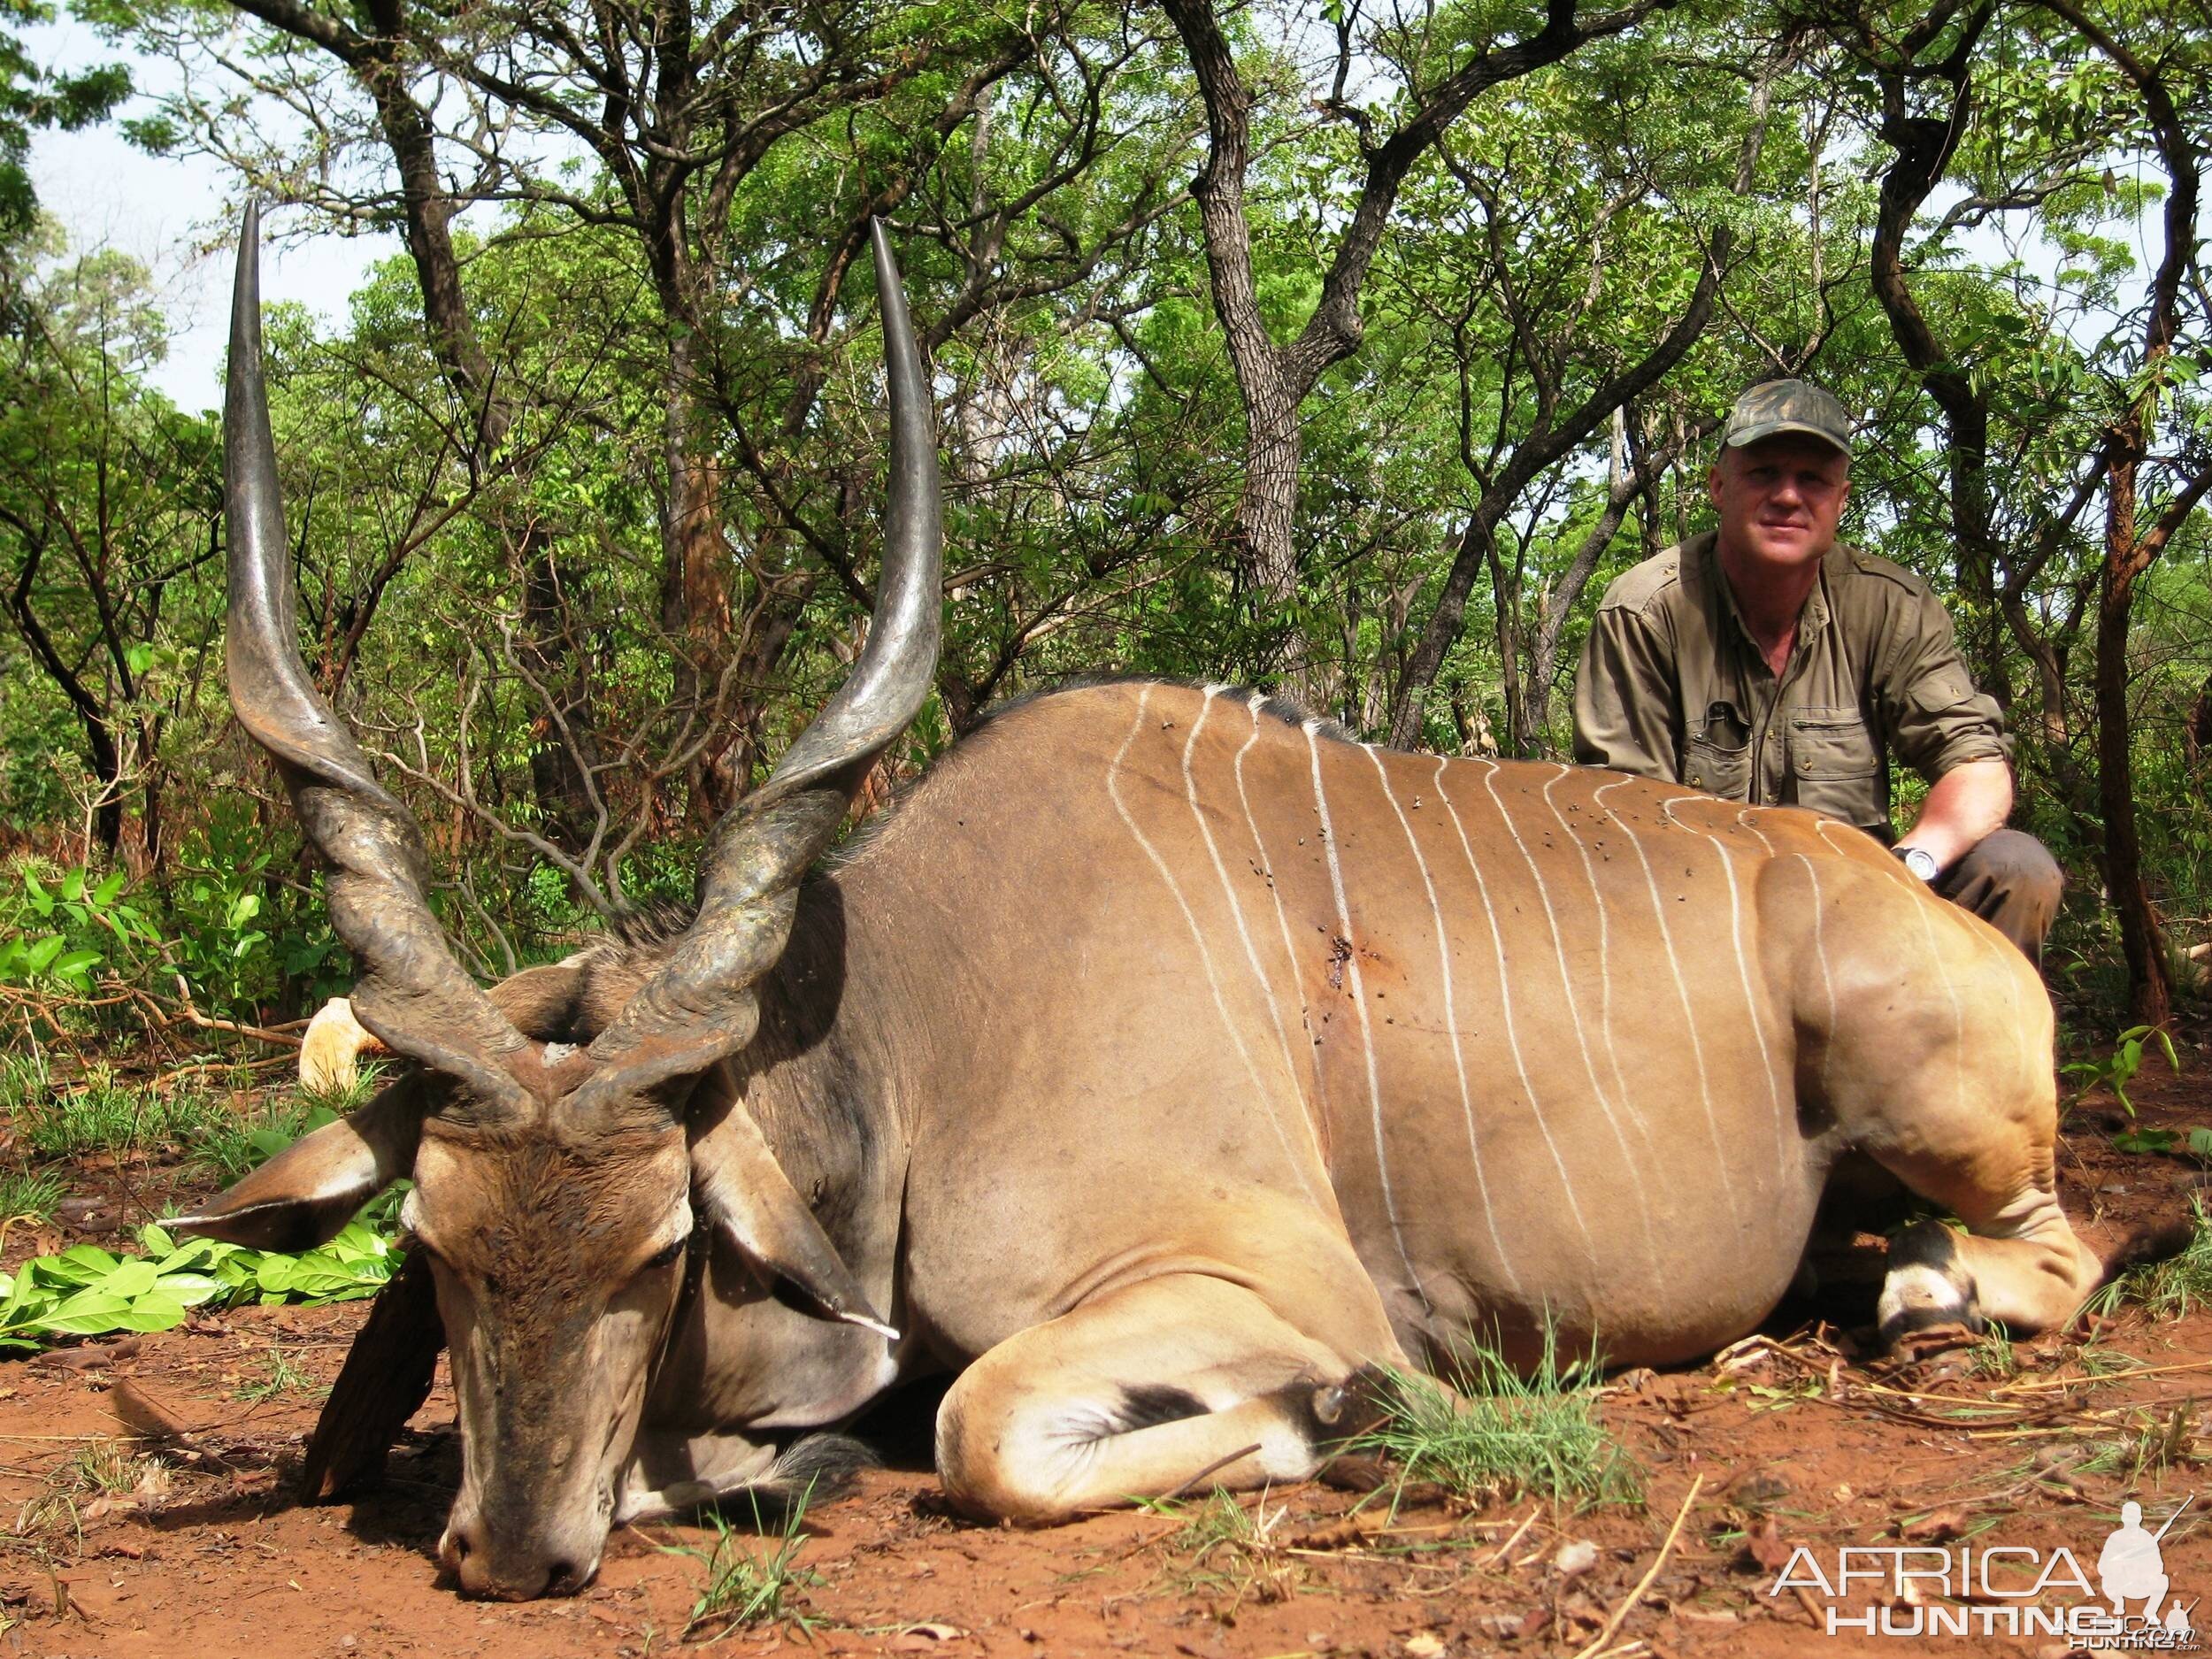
[1896,758,2014,875]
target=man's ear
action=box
[688,1096,895,1341]
[171,1081,422,1252]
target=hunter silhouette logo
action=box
[1769,1495,2199,1646]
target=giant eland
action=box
[180,209,2104,1600]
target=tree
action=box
[1158,0,1665,680]
[0,223,219,865]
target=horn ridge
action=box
[582,219,944,1079]
[225,203,531,1112]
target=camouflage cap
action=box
[1722,379,1852,457]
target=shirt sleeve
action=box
[1874,582,2012,780]
[1572,604,1681,782]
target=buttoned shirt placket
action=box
[1716,562,1832,808]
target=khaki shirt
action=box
[1571,530,2009,834]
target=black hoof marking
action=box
[1113,1385,1208,1433]
[1878,1221,1984,1348]
[1294,1363,1397,1452]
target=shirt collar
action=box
[1694,528,1833,656]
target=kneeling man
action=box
[1572,379,2060,961]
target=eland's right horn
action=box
[226,203,529,1112]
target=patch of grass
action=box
[666,1486,820,1640]
[2110,1201,2212,1320]
[1354,1327,1643,1511]
[1970,1320,2018,1380]
[6,1055,388,1186]
[12,1066,237,1161]
[12,1438,159,1555]
[185,1095,321,1187]
[233,1348,326,1404]
[0,1165,66,1224]
[297,1059,385,1119]
[2078,1402,2206,1485]
[0,1051,49,1115]
[1156,1488,1297,1610]
[185,1064,386,1188]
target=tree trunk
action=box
[2095,449,2173,1028]
[659,332,736,819]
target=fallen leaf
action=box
[1737,1517,1793,1574]
[1727,1466,1793,1510]
[1554,1539,1599,1578]
[1898,1507,1969,1544]
[1404,1634,1447,1658]
[1287,1517,1371,1550]
[893,1623,965,1648]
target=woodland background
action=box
[0,0,2208,1059]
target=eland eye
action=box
[645,1240,685,1271]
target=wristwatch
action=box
[1896,846,1939,883]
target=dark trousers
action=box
[1933,829,2062,964]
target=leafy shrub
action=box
[0,863,161,1007]
[0,1221,396,1351]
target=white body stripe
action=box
[1657,795,1790,1177]
[1794,856,1840,1103]
[1593,777,1742,1230]
[1231,697,1335,1158]
[1106,688,1316,1194]
[1434,764,1600,1266]
[1183,689,1326,1202]
[1305,724,1425,1302]
[1483,766,1660,1258]
[1367,749,1522,1291]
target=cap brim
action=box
[1724,419,1851,456]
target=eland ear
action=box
[300,996,387,1093]
[172,1082,422,1252]
[689,1097,896,1342]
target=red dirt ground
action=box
[7,1040,2212,1659]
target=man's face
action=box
[1707,434,1850,575]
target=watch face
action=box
[1902,848,1939,881]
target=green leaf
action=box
[47,1244,119,1284]
[91,870,126,908]
[113,1291,189,1333]
[2114,1128,2177,1155]
[153,1272,224,1307]
[35,1286,136,1333]
[51,948,101,982]
[58,869,83,902]
[102,1259,160,1300]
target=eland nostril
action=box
[543,1557,589,1597]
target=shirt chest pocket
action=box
[1788,708,1881,824]
[1683,702,1751,798]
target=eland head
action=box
[176,204,940,1599]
